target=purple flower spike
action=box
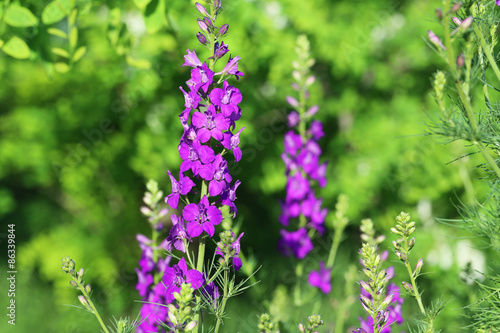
[165,170,196,209]
[183,195,222,237]
[308,261,331,294]
[182,49,202,68]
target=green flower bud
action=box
[402,281,413,293]
[185,321,198,331]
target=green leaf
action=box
[42,0,72,25]
[0,40,4,49]
[47,28,68,39]
[133,0,152,10]
[2,36,30,59]
[68,9,77,26]
[126,56,151,69]
[69,27,78,49]
[54,62,70,73]
[51,47,69,58]
[144,0,165,34]
[4,5,38,27]
[73,46,86,62]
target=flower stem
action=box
[214,268,229,333]
[326,223,343,269]
[73,276,110,333]
[474,24,500,84]
[403,236,426,316]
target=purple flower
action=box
[283,131,302,156]
[286,172,310,201]
[278,228,313,259]
[165,171,196,209]
[216,55,244,79]
[278,200,300,226]
[163,258,204,303]
[308,261,331,294]
[221,180,241,216]
[288,111,300,127]
[221,127,245,162]
[191,63,214,93]
[309,120,324,140]
[497,0,500,6]
[179,139,216,174]
[198,154,233,196]
[192,105,230,142]
[181,49,202,68]
[428,30,446,50]
[183,195,223,237]
[166,214,191,253]
[210,80,242,118]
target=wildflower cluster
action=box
[298,314,324,333]
[162,0,245,331]
[278,35,329,289]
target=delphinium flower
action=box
[163,1,245,331]
[135,180,173,333]
[278,34,329,292]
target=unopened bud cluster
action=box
[167,283,198,332]
[391,212,416,264]
[141,179,168,230]
[258,313,279,333]
[298,314,324,333]
[360,218,385,246]
[61,257,95,313]
[358,243,392,325]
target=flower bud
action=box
[305,105,319,117]
[390,227,401,236]
[402,281,413,293]
[359,280,372,293]
[185,321,198,331]
[360,294,372,309]
[396,251,407,262]
[298,323,305,333]
[78,295,91,310]
[286,96,300,108]
[168,309,178,326]
[197,19,208,32]
[195,2,208,16]
[77,268,84,279]
[70,280,77,287]
[85,284,91,293]
[407,226,416,235]
[460,16,473,30]
[435,8,443,20]
[203,17,213,28]
[451,2,462,13]
[380,294,394,309]
[305,75,316,86]
[452,16,462,25]
[140,206,152,216]
[415,258,424,275]
[219,23,229,36]
[407,237,416,250]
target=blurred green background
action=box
[0,0,494,332]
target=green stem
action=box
[403,236,426,315]
[474,24,500,84]
[326,222,345,269]
[73,277,110,333]
[214,268,229,333]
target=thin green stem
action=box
[404,261,426,315]
[214,268,229,333]
[475,24,500,83]
[326,222,345,269]
[73,277,110,333]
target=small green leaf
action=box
[126,56,151,69]
[133,0,152,10]
[0,40,4,49]
[144,0,165,34]
[73,46,86,62]
[51,47,69,58]
[5,5,38,27]
[2,36,30,59]
[42,0,72,25]
[47,28,68,38]
[68,9,78,26]
[54,62,70,73]
[69,27,78,49]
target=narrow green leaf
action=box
[144,0,165,34]
[126,56,152,69]
[133,0,152,10]
[73,46,86,62]
[2,36,30,59]
[54,62,70,73]
[51,47,69,58]
[69,27,78,49]
[42,0,72,25]
[48,28,68,39]
[68,9,78,26]
[5,5,38,27]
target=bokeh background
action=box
[0,0,494,332]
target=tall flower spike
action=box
[278,35,329,283]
